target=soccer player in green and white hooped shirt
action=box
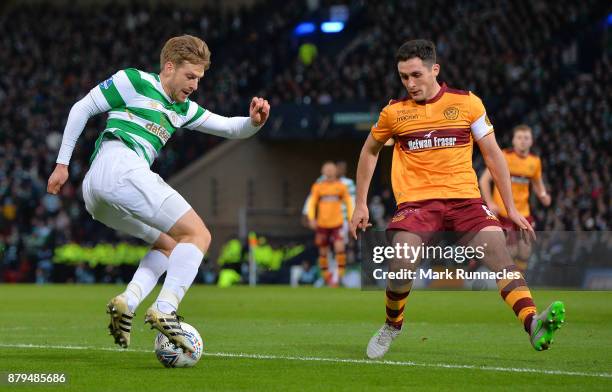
[47,35,270,353]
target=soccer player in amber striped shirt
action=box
[480,125,551,272]
[350,39,564,358]
[307,162,354,285]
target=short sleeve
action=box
[370,106,393,143]
[468,92,494,141]
[533,157,542,180]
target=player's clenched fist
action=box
[249,97,270,127]
[350,204,371,239]
[47,164,69,195]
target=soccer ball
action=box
[154,322,204,368]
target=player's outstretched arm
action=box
[47,92,107,194]
[478,168,500,215]
[477,133,536,241]
[350,134,384,239]
[187,97,270,139]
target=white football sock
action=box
[154,243,204,314]
[123,249,169,312]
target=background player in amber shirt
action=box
[350,39,564,358]
[480,124,551,272]
[307,162,354,285]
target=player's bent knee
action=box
[173,226,210,252]
[152,233,177,257]
[482,243,513,271]
[168,209,212,250]
[195,226,212,251]
[191,217,211,251]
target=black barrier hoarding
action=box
[358,231,612,290]
[258,103,377,140]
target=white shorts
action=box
[82,140,191,244]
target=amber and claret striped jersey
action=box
[493,149,542,218]
[371,83,495,205]
[307,180,354,228]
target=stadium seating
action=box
[0,0,608,282]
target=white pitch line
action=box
[0,343,610,379]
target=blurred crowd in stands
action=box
[0,0,609,282]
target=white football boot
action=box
[366,324,401,359]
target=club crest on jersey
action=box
[99,78,113,90]
[170,112,179,126]
[443,106,459,120]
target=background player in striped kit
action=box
[302,161,356,285]
[480,124,551,273]
[47,35,270,351]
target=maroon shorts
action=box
[315,226,343,247]
[387,198,501,237]
[499,215,535,245]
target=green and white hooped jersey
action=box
[90,68,206,165]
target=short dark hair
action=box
[395,39,436,65]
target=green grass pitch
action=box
[0,285,610,391]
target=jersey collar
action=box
[416,82,447,105]
[509,148,531,159]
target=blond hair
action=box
[513,124,532,135]
[160,35,211,71]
